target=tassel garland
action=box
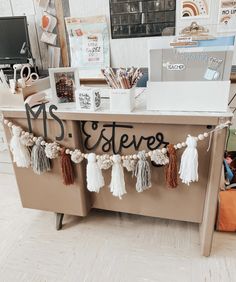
[60,148,75,185]
[31,137,51,175]
[5,118,230,194]
[134,150,151,192]
[86,153,105,192]
[179,135,198,185]
[165,144,178,188]
[10,125,31,168]
[110,155,127,199]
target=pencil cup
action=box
[75,87,101,111]
[109,87,135,112]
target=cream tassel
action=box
[134,151,151,192]
[179,135,198,186]
[10,125,31,168]
[86,153,104,193]
[110,155,126,199]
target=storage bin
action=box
[109,87,135,112]
[146,80,230,112]
[75,87,101,111]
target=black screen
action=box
[0,16,30,64]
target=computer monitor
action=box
[0,16,31,65]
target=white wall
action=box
[69,0,236,67]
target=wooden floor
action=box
[0,174,236,282]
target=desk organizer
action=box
[76,87,101,111]
[0,77,50,108]
[146,35,235,112]
[109,87,135,112]
[146,80,231,112]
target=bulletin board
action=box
[109,0,176,39]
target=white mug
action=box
[204,68,220,81]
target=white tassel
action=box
[179,135,198,186]
[110,155,126,199]
[10,125,31,168]
[86,153,104,193]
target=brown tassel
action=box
[61,148,75,185]
[165,144,178,188]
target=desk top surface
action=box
[0,91,233,126]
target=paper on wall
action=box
[41,31,57,45]
[38,0,49,10]
[48,46,61,68]
[65,16,110,79]
[11,0,35,16]
[218,0,236,32]
[41,12,57,32]
[82,33,104,64]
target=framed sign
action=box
[109,0,176,39]
[49,67,80,109]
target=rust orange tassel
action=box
[61,148,75,185]
[165,144,178,188]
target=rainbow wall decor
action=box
[182,0,209,18]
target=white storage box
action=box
[110,87,135,112]
[146,80,230,112]
[76,87,101,111]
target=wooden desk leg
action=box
[56,213,64,230]
[199,126,227,256]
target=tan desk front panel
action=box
[4,118,90,217]
[4,117,213,223]
[82,122,210,223]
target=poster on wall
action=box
[218,0,236,32]
[82,34,104,64]
[181,0,210,18]
[65,16,110,79]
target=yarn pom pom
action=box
[97,154,113,170]
[71,149,84,164]
[45,142,59,159]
